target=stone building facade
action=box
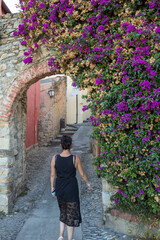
[0,13,57,213]
[38,76,67,145]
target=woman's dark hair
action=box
[61,135,72,149]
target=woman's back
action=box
[55,154,78,202]
[55,154,76,179]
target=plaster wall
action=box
[66,76,90,124]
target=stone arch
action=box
[0,61,57,213]
[0,61,51,121]
[0,13,61,213]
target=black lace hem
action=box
[58,200,82,227]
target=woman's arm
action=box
[76,155,91,189]
[50,155,56,192]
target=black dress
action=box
[55,154,82,227]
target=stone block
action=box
[14,21,20,29]
[0,122,9,127]
[0,63,6,72]
[0,138,10,150]
[0,183,13,194]
[102,191,115,210]
[105,213,160,238]
[0,167,12,177]
[0,176,12,184]
[0,125,10,137]
[0,53,8,60]
[0,194,9,205]
[0,157,14,165]
[102,178,117,192]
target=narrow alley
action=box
[0,124,134,240]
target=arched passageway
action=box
[0,13,90,213]
[0,61,58,213]
[0,13,56,213]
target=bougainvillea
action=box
[14,0,160,216]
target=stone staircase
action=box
[53,124,78,144]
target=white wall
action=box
[66,76,90,124]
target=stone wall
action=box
[38,80,53,145]
[0,13,56,213]
[38,75,67,145]
[53,76,67,137]
[92,140,160,238]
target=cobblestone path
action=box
[80,152,136,240]
[0,146,57,240]
[0,124,137,240]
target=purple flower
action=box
[139,80,151,91]
[82,32,87,38]
[118,189,121,194]
[13,31,18,36]
[155,26,160,34]
[34,43,39,48]
[122,193,127,198]
[139,189,144,195]
[98,25,105,32]
[24,52,29,56]
[23,57,33,64]
[82,105,88,112]
[21,40,27,45]
[43,23,49,30]
[115,199,118,205]
[39,3,45,8]
[96,78,102,85]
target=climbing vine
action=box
[14,0,160,216]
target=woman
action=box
[50,135,91,240]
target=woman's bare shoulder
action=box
[51,154,56,165]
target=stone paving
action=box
[0,146,56,240]
[0,124,137,240]
[80,151,136,240]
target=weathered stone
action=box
[0,64,6,72]
[0,176,12,184]
[0,53,8,60]
[14,21,20,29]
[0,167,12,177]
[102,178,117,192]
[0,138,10,150]
[0,12,55,214]
[0,193,9,205]
[0,184,13,194]
[0,157,14,165]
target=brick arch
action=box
[0,60,52,122]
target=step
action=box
[60,131,75,136]
[56,134,63,139]
[66,124,78,129]
[65,127,77,131]
[53,139,61,143]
